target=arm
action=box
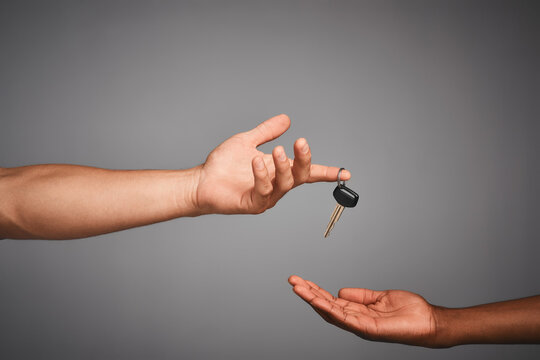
[0,114,350,240]
[288,275,540,348]
[0,165,200,239]
[434,295,540,347]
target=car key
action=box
[324,168,359,237]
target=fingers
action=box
[288,276,378,337]
[296,285,374,334]
[288,275,312,288]
[292,284,318,304]
[307,165,351,183]
[272,146,294,199]
[314,298,376,336]
[292,285,337,325]
[243,115,351,185]
[291,138,351,184]
[311,297,347,322]
[293,286,350,328]
[244,114,291,146]
[289,276,328,306]
[289,276,336,306]
[292,138,311,185]
[270,138,342,203]
[338,288,384,305]
[250,156,273,210]
[305,280,336,302]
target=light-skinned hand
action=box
[194,114,351,214]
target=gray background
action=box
[1,0,539,359]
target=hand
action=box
[194,114,351,214]
[288,275,438,347]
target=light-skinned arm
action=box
[0,114,350,239]
[288,275,540,348]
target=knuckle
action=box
[261,184,273,196]
[292,169,309,184]
[296,174,309,184]
[280,177,294,191]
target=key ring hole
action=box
[337,168,346,187]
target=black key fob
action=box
[333,185,359,208]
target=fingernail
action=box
[302,142,309,154]
[254,157,264,170]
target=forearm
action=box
[433,295,540,347]
[0,164,201,239]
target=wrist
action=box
[173,165,204,217]
[432,306,462,348]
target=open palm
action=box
[195,114,350,214]
[288,275,438,347]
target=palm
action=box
[289,276,437,347]
[340,289,435,345]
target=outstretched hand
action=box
[195,114,351,214]
[288,275,438,347]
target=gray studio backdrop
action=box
[1,1,539,359]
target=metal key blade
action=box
[330,205,345,234]
[325,205,340,235]
[323,206,338,237]
[324,204,345,237]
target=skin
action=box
[288,275,540,347]
[0,114,350,240]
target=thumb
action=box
[244,114,291,146]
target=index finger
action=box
[306,165,351,183]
